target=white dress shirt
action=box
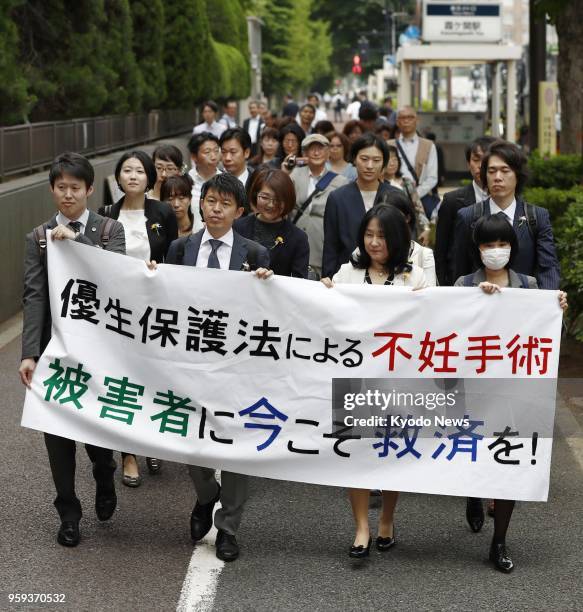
[235,168,249,188]
[56,209,90,233]
[193,121,226,139]
[188,167,222,232]
[247,116,260,144]
[360,190,377,212]
[489,197,516,224]
[195,228,234,270]
[397,134,438,198]
[473,180,488,203]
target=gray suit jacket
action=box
[290,166,348,271]
[166,229,270,271]
[22,210,126,360]
[454,267,538,289]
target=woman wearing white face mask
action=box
[455,213,567,574]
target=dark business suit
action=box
[243,117,265,157]
[99,197,178,262]
[452,197,560,290]
[22,210,125,522]
[166,228,269,536]
[234,215,310,278]
[435,183,476,286]
[322,181,401,278]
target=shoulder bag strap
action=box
[395,140,419,185]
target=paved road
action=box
[2,332,583,611]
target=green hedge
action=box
[523,186,583,224]
[1,0,250,125]
[528,150,583,189]
[555,200,583,340]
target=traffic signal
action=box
[352,54,362,75]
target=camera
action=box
[285,155,297,170]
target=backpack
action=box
[33,217,116,267]
[470,199,538,238]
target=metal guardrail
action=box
[0,109,195,179]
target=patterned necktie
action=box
[207,239,222,269]
[68,221,82,233]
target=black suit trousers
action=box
[44,433,116,521]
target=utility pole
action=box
[529,0,546,150]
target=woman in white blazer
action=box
[321,205,428,560]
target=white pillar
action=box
[375,69,385,101]
[491,62,501,137]
[398,61,412,108]
[506,59,517,142]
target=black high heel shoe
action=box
[349,537,372,559]
[489,540,514,573]
[146,457,162,474]
[376,527,396,551]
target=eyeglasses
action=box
[155,164,178,173]
[257,192,280,206]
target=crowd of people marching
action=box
[20,92,567,573]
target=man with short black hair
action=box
[166,173,270,562]
[219,127,254,193]
[220,99,238,129]
[19,152,125,548]
[243,100,264,157]
[193,101,226,139]
[434,136,496,286]
[187,132,222,230]
[453,139,560,290]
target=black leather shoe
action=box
[95,480,117,521]
[489,541,514,573]
[349,537,372,559]
[215,529,239,561]
[146,457,162,474]
[57,521,80,547]
[190,486,221,542]
[466,497,484,533]
[376,528,396,552]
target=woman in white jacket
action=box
[321,205,428,559]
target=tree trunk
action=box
[555,3,583,155]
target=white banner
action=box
[22,238,563,501]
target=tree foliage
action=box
[312,0,415,74]
[0,0,251,125]
[130,0,167,109]
[259,0,332,96]
[0,0,33,124]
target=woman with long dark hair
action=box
[321,205,427,559]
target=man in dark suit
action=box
[322,133,401,278]
[452,140,560,534]
[453,140,560,290]
[242,100,265,157]
[435,136,496,286]
[19,152,126,547]
[166,173,269,562]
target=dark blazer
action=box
[166,228,269,271]
[435,183,476,286]
[22,210,126,360]
[322,181,401,278]
[452,197,560,290]
[98,197,177,263]
[243,117,265,156]
[234,215,309,278]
